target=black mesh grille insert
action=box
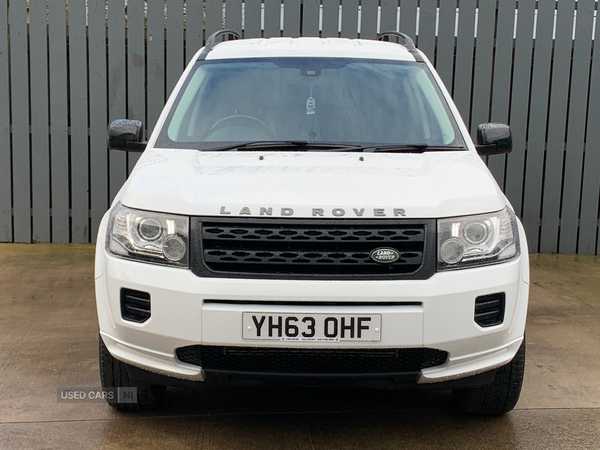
[475,293,505,327]
[191,218,434,279]
[120,288,151,323]
[176,345,448,375]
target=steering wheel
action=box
[207,115,276,140]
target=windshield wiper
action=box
[322,144,467,153]
[202,141,363,152]
[201,141,466,153]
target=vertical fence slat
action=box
[187,0,204,60]
[264,0,282,37]
[341,0,359,38]
[0,0,10,242]
[399,0,416,38]
[283,0,301,37]
[206,0,224,38]
[578,6,600,255]
[29,0,50,243]
[89,0,109,242]
[435,0,455,90]
[167,0,184,96]
[127,0,146,172]
[469,0,495,137]
[452,0,476,124]
[559,0,596,254]
[322,0,339,37]
[245,0,262,38]
[9,0,31,242]
[147,0,166,133]
[360,0,378,40]
[505,0,535,218]
[380,0,398,32]
[539,0,576,253]
[107,0,128,205]
[302,0,320,36]
[48,0,69,242]
[522,0,555,252]
[417,0,436,60]
[487,0,516,188]
[224,0,243,36]
[69,0,90,243]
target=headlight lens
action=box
[437,207,519,270]
[106,203,189,268]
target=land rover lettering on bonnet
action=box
[96,30,529,415]
[218,206,408,217]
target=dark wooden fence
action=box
[1,0,599,254]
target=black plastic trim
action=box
[198,29,241,60]
[175,345,448,375]
[120,288,151,323]
[203,299,422,307]
[377,31,424,62]
[202,370,420,387]
[190,217,436,280]
[203,368,496,389]
[126,361,497,390]
[474,293,506,327]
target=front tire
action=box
[99,335,166,411]
[453,338,526,415]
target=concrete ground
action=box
[0,244,599,449]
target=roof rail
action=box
[377,31,423,62]
[198,29,241,60]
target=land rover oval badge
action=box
[370,248,400,264]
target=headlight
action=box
[437,207,519,270]
[106,203,189,268]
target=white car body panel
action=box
[119,149,505,219]
[96,37,530,387]
[204,37,416,61]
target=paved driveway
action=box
[0,244,599,449]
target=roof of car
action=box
[203,37,417,62]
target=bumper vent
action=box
[190,218,435,280]
[175,346,448,375]
[120,288,151,323]
[474,293,505,327]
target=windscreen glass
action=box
[157,58,464,149]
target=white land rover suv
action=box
[96,31,529,415]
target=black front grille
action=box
[176,345,448,375]
[475,293,506,327]
[190,218,435,279]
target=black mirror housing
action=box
[107,119,146,152]
[476,123,512,156]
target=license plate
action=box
[242,313,381,342]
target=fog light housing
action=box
[474,293,505,327]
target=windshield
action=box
[156,58,465,150]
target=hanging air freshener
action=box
[306,97,316,115]
[306,83,316,115]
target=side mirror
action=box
[107,119,146,152]
[476,123,512,156]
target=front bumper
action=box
[95,217,529,386]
